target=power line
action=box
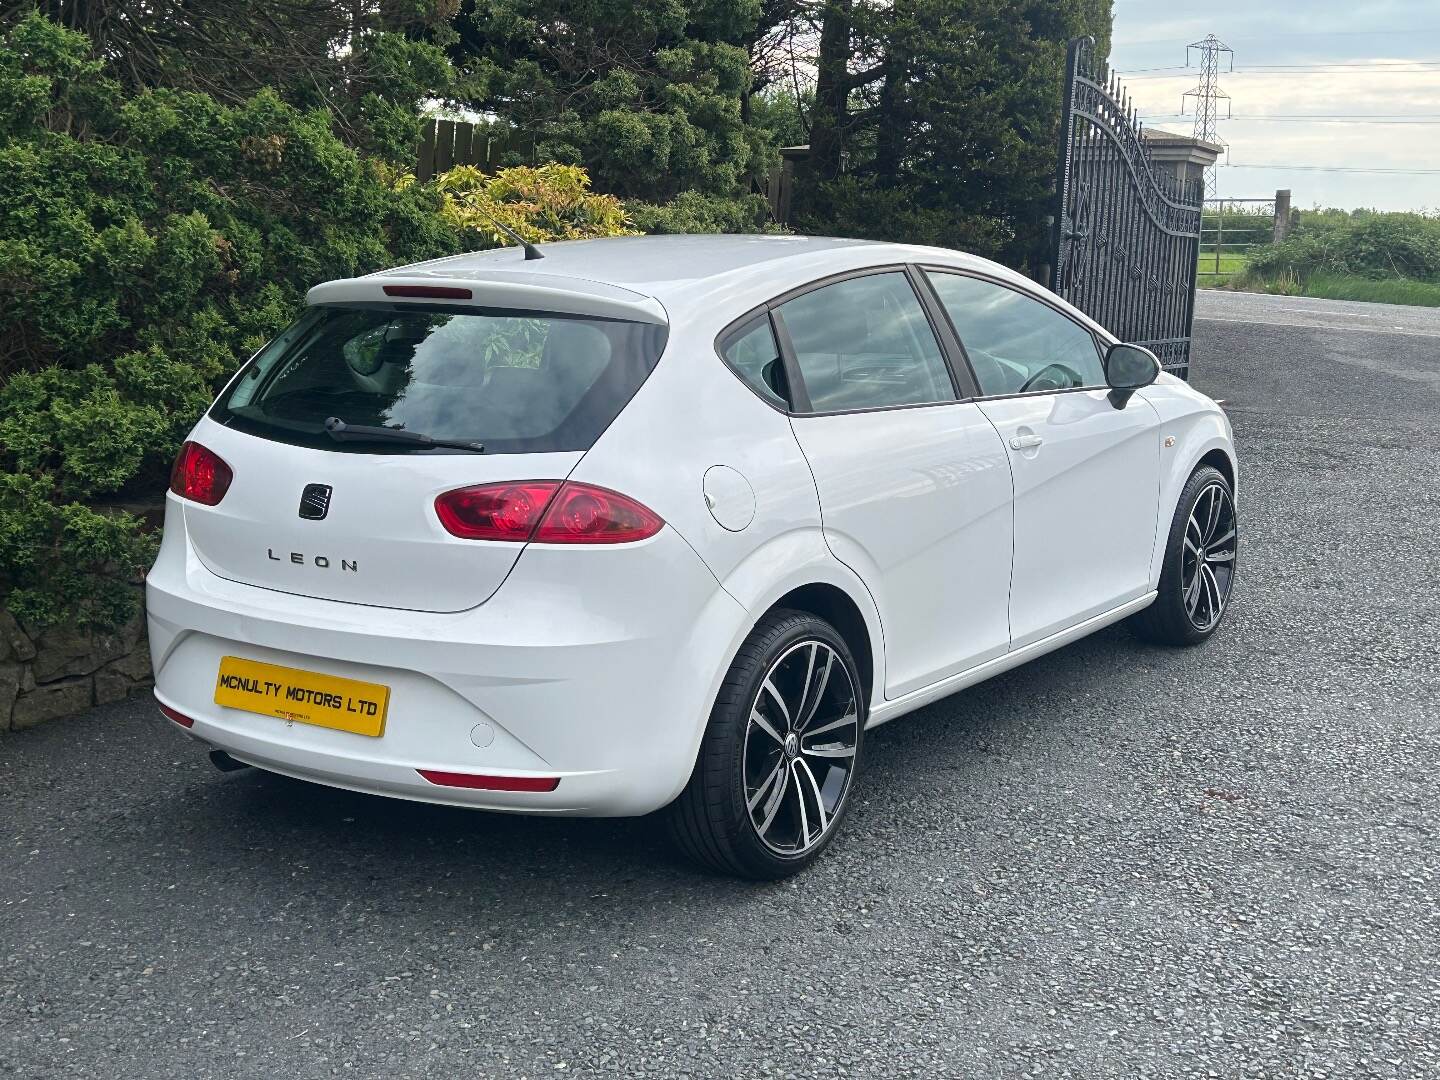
[1220,163,1440,174]
[1143,112,1440,119]
[1141,115,1440,125]
[1201,113,1440,119]
[1122,59,1440,73]
[1233,120,1440,125]
[1124,67,1440,80]
[1115,28,1440,49]
[1243,60,1440,68]
[1118,38,1440,187]
[1244,28,1440,38]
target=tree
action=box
[1,1,464,160]
[450,0,774,202]
[792,0,1113,269]
[749,85,811,147]
[0,12,626,631]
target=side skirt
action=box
[866,592,1157,728]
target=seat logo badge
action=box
[298,483,332,521]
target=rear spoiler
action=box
[307,270,668,326]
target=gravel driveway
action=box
[3,290,1438,1079]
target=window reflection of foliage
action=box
[480,319,548,369]
[343,325,388,375]
[439,315,547,370]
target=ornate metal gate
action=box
[1050,37,1203,376]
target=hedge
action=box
[0,14,638,632]
[1244,210,1440,285]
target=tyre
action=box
[668,610,865,879]
[1132,464,1238,646]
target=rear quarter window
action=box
[719,314,789,408]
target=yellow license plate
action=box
[214,656,390,738]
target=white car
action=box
[148,234,1237,878]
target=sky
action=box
[1111,0,1440,211]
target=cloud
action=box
[1112,1,1440,208]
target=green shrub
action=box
[791,176,1012,256]
[0,13,741,632]
[430,163,635,242]
[1245,210,1440,285]
[627,190,776,234]
[0,12,466,630]
[0,14,470,630]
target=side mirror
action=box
[1104,343,1160,407]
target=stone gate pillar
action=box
[1140,130,1223,192]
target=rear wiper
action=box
[323,416,485,453]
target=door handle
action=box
[1009,433,1044,450]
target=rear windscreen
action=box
[211,305,668,454]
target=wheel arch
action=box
[1143,404,1237,588]
[711,530,887,717]
[762,583,876,713]
[1196,445,1235,491]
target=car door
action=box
[923,270,1161,649]
[771,268,1014,698]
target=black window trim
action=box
[712,263,980,418]
[767,305,814,414]
[916,264,1113,403]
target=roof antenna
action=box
[480,210,544,260]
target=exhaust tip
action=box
[208,750,252,773]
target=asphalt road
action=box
[4,290,1438,1079]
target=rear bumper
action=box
[147,499,749,816]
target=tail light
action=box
[170,441,233,506]
[435,481,561,541]
[435,481,662,544]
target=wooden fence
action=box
[416,119,537,181]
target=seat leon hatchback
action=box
[148,234,1238,879]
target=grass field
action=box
[1196,250,1249,286]
[1226,271,1440,307]
[1296,273,1440,307]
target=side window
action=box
[927,273,1105,396]
[776,272,956,413]
[720,314,789,409]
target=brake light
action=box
[417,769,560,792]
[169,441,233,506]
[435,482,662,544]
[382,284,473,300]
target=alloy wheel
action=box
[1181,481,1237,632]
[742,640,860,855]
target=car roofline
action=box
[306,270,669,325]
[305,235,1074,330]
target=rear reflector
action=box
[382,285,473,300]
[417,769,560,792]
[158,702,195,728]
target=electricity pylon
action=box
[1182,35,1233,197]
